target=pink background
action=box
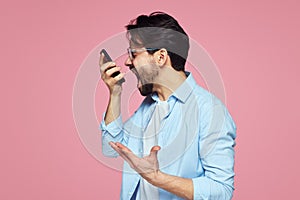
[1,0,299,199]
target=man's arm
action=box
[99,52,124,125]
[104,93,121,125]
[148,171,194,200]
[109,143,194,199]
[99,53,126,157]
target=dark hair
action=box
[126,12,189,71]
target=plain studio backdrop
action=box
[1,0,299,199]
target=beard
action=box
[139,83,153,96]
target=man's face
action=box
[125,44,160,96]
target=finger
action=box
[105,66,121,77]
[99,52,104,66]
[100,62,116,73]
[150,145,161,152]
[116,73,125,85]
[109,142,139,169]
[109,142,131,160]
[113,142,140,164]
[109,142,133,159]
[115,142,132,153]
[149,146,161,158]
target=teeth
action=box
[137,80,142,88]
[130,68,142,88]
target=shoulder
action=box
[194,86,236,135]
[189,83,235,128]
[189,84,223,111]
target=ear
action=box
[155,48,168,67]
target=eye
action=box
[132,52,137,58]
[130,50,137,57]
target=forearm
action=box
[148,171,194,200]
[104,94,121,125]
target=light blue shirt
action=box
[100,72,236,200]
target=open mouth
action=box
[129,65,135,71]
[137,79,143,88]
[129,65,153,96]
[130,67,142,87]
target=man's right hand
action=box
[99,53,125,96]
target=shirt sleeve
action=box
[100,113,125,157]
[100,97,149,158]
[192,102,236,200]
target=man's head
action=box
[125,12,190,96]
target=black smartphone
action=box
[100,49,113,63]
[100,49,125,83]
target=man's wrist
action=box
[146,170,165,187]
[110,92,121,99]
[109,93,121,106]
[109,85,122,97]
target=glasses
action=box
[127,48,158,60]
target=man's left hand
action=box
[109,142,161,182]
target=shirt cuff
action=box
[192,176,233,200]
[100,112,123,137]
[192,177,210,200]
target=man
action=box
[100,12,236,200]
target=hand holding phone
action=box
[100,49,125,83]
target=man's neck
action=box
[153,68,187,101]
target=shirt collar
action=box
[150,71,196,103]
[172,71,196,103]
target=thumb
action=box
[149,146,161,158]
[99,52,104,66]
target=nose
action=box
[125,56,133,67]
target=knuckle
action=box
[106,79,113,85]
[100,62,111,71]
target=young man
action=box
[100,12,236,200]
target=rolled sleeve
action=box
[100,113,124,157]
[100,113,123,137]
[192,176,233,200]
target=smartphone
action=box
[100,49,125,83]
[100,49,113,64]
